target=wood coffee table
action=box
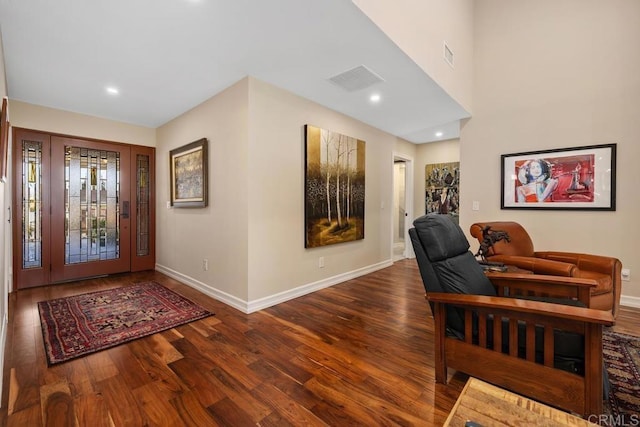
[444,377,597,426]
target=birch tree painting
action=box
[305,125,365,248]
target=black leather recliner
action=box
[408,213,613,416]
[410,213,584,372]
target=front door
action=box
[12,129,155,289]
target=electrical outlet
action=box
[203,259,209,271]
[621,268,630,281]
[472,201,480,211]
[319,257,325,268]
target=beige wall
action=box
[10,101,156,147]
[156,78,250,302]
[461,0,640,301]
[156,77,402,310]
[353,0,474,114]
[246,78,398,302]
[3,1,637,315]
[394,138,417,161]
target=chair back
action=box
[470,221,535,257]
[409,214,496,334]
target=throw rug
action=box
[38,281,213,364]
[603,330,640,421]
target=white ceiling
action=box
[0,0,470,143]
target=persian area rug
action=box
[603,330,640,420]
[38,281,213,364]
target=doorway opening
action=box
[392,154,414,261]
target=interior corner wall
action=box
[461,0,640,300]
[245,77,398,303]
[413,139,460,222]
[352,0,474,114]
[155,78,250,303]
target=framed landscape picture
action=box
[170,138,208,208]
[304,125,365,248]
[501,143,616,210]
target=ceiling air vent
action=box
[328,65,384,92]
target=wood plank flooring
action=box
[1,259,639,426]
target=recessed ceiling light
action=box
[370,93,381,103]
[105,87,119,95]
[435,131,444,137]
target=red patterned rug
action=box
[38,281,213,364]
[602,330,640,423]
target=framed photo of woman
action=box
[501,144,616,211]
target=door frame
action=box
[11,128,155,290]
[392,152,415,260]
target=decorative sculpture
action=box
[474,226,510,261]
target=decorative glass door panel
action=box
[136,154,149,256]
[64,147,121,264]
[50,137,131,284]
[13,130,51,288]
[130,145,155,272]
[23,141,43,268]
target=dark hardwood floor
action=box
[1,259,639,426]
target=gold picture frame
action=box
[170,138,208,208]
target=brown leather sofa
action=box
[470,221,622,317]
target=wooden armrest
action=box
[425,292,614,325]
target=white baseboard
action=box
[155,264,248,313]
[158,261,640,313]
[621,295,640,309]
[155,259,393,314]
[246,260,393,313]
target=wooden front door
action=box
[12,129,155,289]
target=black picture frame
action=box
[501,143,616,211]
[170,138,208,208]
